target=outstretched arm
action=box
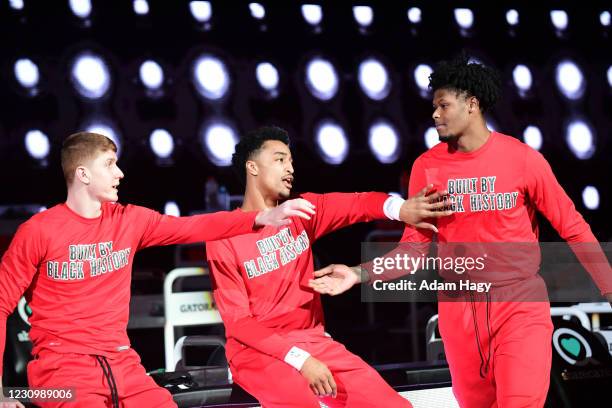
[138,198,316,248]
[310,160,445,296]
[301,185,450,242]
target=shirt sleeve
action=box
[300,192,389,242]
[206,240,298,362]
[0,220,44,370]
[135,206,258,249]
[524,147,612,294]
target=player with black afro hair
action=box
[428,54,501,145]
[309,52,612,408]
[429,53,501,113]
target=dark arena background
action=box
[1,1,611,407]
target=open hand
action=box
[255,198,316,227]
[308,264,360,296]
[399,184,453,232]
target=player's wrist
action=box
[352,265,370,284]
[383,195,405,221]
[351,266,365,284]
[284,346,311,371]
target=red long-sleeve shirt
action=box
[400,132,611,294]
[0,202,258,370]
[206,192,389,362]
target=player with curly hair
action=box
[310,54,612,407]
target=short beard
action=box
[439,134,459,143]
